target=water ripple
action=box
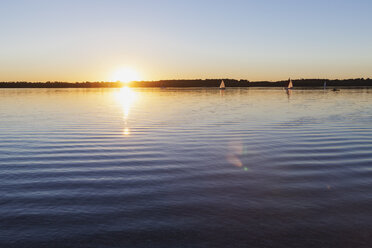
[1,88,372,248]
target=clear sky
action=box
[1,0,371,82]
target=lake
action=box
[1,88,372,248]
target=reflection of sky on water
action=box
[1,88,372,247]
[107,87,372,172]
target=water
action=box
[1,88,372,248]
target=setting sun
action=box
[111,67,141,83]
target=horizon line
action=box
[1,77,371,84]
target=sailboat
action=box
[324,81,327,90]
[219,80,226,90]
[285,78,293,97]
[287,78,293,89]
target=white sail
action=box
[220,80,226,89]
[287,79,293,89]
[324,82,327,89]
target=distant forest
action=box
[1,78,372,88]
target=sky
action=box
[0,0,371,82]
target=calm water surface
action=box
[1,88,372,248]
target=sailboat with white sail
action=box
[219,80,226,90]
[285,78,293,96]
[287,78,293,89]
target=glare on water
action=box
[113,86,139,136]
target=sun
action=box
[111,67,141,83]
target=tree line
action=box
[1,78,372,88]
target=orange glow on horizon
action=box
[110,67,141,83]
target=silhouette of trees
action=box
[1,78,372,88]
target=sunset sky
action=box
[1,0,371,82]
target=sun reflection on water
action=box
[113,86,138,136]
[123,128,130,136]
[114,86,138,118]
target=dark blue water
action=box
[1,88,372,248]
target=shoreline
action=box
[1,78,372,88]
